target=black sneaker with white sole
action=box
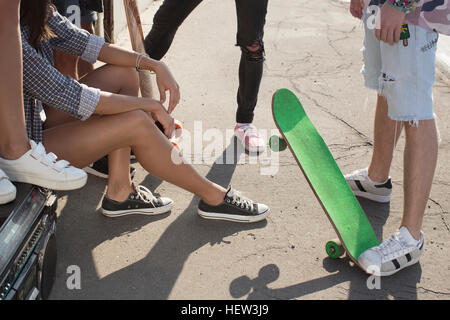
[101,184,173,217]
[197,187,270,223]
[84,156,136,179]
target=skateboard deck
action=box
[271,88,379,268]
[123,0,154,98]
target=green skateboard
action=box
[271,88,379,269]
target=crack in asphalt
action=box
[428,198,450,232]
[418,286,450,296]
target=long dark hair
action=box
[20,0,56,48]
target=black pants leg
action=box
[235,0,268,124]
[144,0,268,124]
[144,0,203,60]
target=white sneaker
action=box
[0,140,87,191]
[234,124,266,153]
[0,168,16,204]
[344,168,392,203]
[358,226,424,277]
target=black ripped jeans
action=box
[144,0,269,124]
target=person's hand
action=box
[350,0,365,19]
[153,61,180,114]
[375,2,406,45]
[151,101,175,138]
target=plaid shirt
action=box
[21,8,104,143]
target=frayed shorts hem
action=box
[387,113,436,127]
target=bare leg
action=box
[0,0,30,159]
[368,95,403,182]
[53,49,80,79]
[107,147,133,201]
[44,64,140,201]
[402,119,438,240]
[80,65,137,201]
[43,110,227,205]
[368,96,438,240]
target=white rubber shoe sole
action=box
[0,171,16,204]
[5,173,87,191]
[197,207,270,223]
[352,190,391,203]
[102,199,174,218]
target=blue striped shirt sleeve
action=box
[22,31,100,121]
[47,9,105,63]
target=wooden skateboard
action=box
[270,88,379,269]
[123,0,154,98]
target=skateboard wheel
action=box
[325,238,345,259]
[269,135,287,152]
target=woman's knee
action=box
[83,65,139,95]
[118,66,139,95]
[241,40,265,62]
[123,110,161,146]
[125,110,155,133]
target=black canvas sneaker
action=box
[197,187,270,223]
[101,184,173,217]
[84,156,136,179]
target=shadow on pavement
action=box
[51,138,271,299]
[229,197,422,300]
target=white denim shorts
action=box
[361,13,438,124]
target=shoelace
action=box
[350,168,368,180]
[133,185,157,204]
[229,190,254,211]
[376,235,410,261]
[31,142,72,172]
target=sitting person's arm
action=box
[22,28,99,121]
[47,7,105,65]
[97,43,180,113]
[47,8,180,113]
[22,30,175,137]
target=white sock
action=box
[366,171,389,185]
[398,226,421,247]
